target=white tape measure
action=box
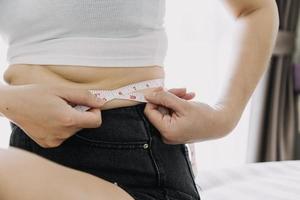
[74,78,165,112]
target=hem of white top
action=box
[7,56,165,67]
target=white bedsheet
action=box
[195,160,300,200]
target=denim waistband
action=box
[74,102,155,145]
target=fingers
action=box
[168,88,187,97]
[70,107,102,128]
[168,88,196,100]
[182,92,196,100]
[144,103,168,131]
[144,87,187,115]
[56,88,106,108]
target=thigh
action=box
[0,147,135,200]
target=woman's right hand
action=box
[1,84,105,148]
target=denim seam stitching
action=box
[134,104,163,187]
[181,145,201,200]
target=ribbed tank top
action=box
[0,0,167,67]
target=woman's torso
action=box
[0,0,167,110]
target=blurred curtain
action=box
[254,0,300,161]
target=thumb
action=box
[145,87,187,114]
[56,88,106,108]
[144,102,170,132]
[168,88,196,100]
[70,107,102,128]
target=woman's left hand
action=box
[144,87,235,144]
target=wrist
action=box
[191,101,238,141]
[211,101,241,137]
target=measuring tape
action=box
[74,78,165,112]
[73,78,198,176]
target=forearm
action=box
[214,2,279,130]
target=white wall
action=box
[164,0,252,170]
[0,0,253,170]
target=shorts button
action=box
[143,143,149,149]
[114,182,118,185]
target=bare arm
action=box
[0,83,104,147]
[143,0,280,143]
[214,0,279,130]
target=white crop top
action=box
[0,0,168,67]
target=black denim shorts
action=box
[9,103,201,200]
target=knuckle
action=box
[143,108,148,116]
[55,132,71,140]
[37,140,50,148]
[162,138,173,144]
[37,142,48,148]
[59,114,75,127]
[94,118,102,128]
[161,130,171,139]
[163,132,178,144]
[87,117,102,128]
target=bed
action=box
[195,160,300,200]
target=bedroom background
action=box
[0,0,299,172]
